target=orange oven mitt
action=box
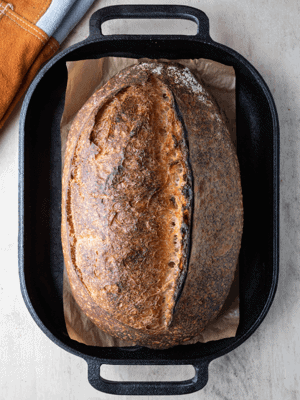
[0,0,96,129]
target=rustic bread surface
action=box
[61,62,243,349]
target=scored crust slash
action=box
[61,61,243,349]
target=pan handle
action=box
[89,5,211,41]
[86,359,210,396]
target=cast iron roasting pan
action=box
[18,5,279,396]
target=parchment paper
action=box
[61,57,239,347]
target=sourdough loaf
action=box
[61,61,243,349]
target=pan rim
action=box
[18,32,279,364]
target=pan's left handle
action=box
[89,4,212,41]
[86,359,210,396]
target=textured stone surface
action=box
[0,0,299,398]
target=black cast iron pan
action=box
[18,5,279,396]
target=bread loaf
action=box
[61,61,243,349]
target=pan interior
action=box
[20,39,278,362]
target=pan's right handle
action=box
[86,359,210,396]
[89,5,212,41]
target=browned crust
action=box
[61,62,243,349]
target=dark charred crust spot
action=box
[170,196,177,208]
[115,115,122,123]
[169,160,180,168]
[172,134,178,148]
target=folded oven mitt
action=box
[0,0,96,129]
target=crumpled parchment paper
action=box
[60,57,239,347]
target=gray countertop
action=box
[0,0,298,399]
